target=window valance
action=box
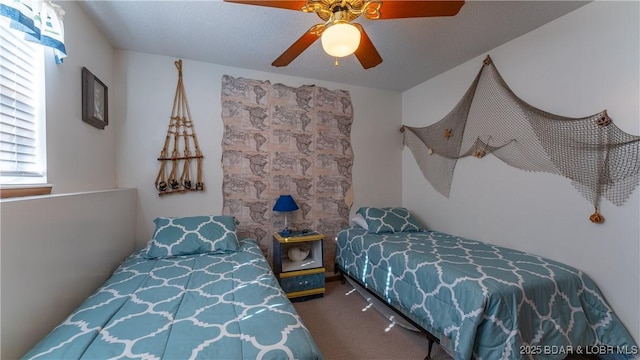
[0,0,66,63]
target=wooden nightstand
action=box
[272,231,325,301]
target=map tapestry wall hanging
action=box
[221,75,353,269]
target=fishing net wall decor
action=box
[402,56,640,223]
[155,60,204,196]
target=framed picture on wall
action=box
[82,67,108,129]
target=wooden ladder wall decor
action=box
[155,59,204,196]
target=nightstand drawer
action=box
[280,272,324,293]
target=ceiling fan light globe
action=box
[321,23,361,57]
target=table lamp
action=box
[273,194,299,236]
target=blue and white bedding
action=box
[24,238,322,360]
[336,226,637,360]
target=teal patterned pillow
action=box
[144,215,239,258]
[357,207,424,234]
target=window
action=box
[0,26,47,188]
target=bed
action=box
[23,215,322,360]
[336,207,637,360]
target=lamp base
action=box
[279,228,292,236]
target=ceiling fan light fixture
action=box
[320,22,361,57]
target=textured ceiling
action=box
[77,0,589,92]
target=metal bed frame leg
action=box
[424,336,435,360]
[335,263,346,284]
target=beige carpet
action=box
[293,280,450,360]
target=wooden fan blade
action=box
[376,1,464,19]
[272,26,323,67]
[223,0,307,11]
[353,24,382,69]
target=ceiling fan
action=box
[223,0,465,69]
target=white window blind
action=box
[0,26,46,185]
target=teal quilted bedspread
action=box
[24,239,322,360]
[336,227,637,360]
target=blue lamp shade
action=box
[273,195,299,212]
[273,195,299,236]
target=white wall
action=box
[45,1,116,193]
[113,51,403,249]
[402,1,639,343]
[0,188,137,359]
